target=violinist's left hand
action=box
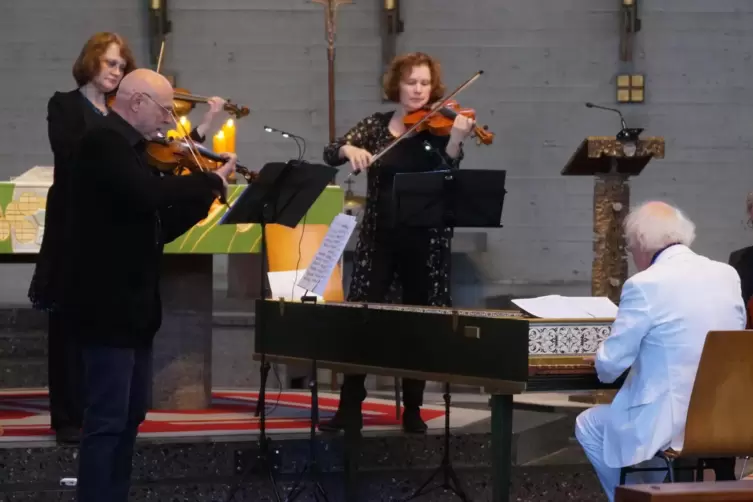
[205,97,226,116]
[449,114,475,143]
[196,97,227,138]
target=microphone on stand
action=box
[585,102,628,131]
[584,102,644,156]
[262,125,306,162]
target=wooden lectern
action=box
[562,134,664,304]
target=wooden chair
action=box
[619,330,753,484]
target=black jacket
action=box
[29,89,208,311]
[729,246,753,325]
[59,111,223,348]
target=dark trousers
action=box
[47,311,83,431]
[77,346,151,502]
[341,228,433,411]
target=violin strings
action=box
[168,110,208,173]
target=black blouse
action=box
[323,111,464,307]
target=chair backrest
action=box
[681,330,753,457]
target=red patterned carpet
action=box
[0,389,490,441]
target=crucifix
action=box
[312,0,352,143]
[148,0,172,69]
[619,0,641,62]
[381,0,404,92]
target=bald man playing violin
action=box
[57,68,237,502]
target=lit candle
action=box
[222,119,236,153]
[178,116,192,138]
[213,130,226,153]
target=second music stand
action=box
[220,159,336,502]
[391,168,507,502]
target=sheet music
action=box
[268,269,323,301]
[512,295,618,319]
[297,213,357,296]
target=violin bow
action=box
[154,38,212,177]
[347,70,484,178]
[156,39,166,74]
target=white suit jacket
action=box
[596,244,746,468]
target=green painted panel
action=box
[0,182,343,255]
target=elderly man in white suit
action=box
[575,201,746,501]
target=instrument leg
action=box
[401,382,469,501]
[224,221,282,502]
[491,394,513,502]
[285,358,332,502]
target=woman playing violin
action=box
[320,52,475,434]
[27,31,226,445]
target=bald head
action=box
[115,69,172,104]
[111,68,174,139]
[624,201,696,270]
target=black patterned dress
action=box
[323,111,464,309]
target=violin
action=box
[403,99,494,145]
[347,70,490,179]
[172,89,250,120]
[145,137,257,183]
[105,88,250,120]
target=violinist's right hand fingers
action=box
[352,151,373,172]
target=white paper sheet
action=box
[297,213,357,296]
[568,296,619,318]
[512,295,617,319]
[268,269,322,301]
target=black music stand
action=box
[219,159,336,502]
[391,168,507,502]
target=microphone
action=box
[585,102,644,156]
[263,125,306,161]
[585,102,627,131]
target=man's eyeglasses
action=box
[138,92,174,119]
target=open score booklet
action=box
[511,295,618,319]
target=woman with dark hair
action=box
[319,52,475,433]
[28,32,225,444]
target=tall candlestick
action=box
[213,130,226,153]
[178,116,192,138]
[222,119,236,153]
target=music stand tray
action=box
[391,168,507,502]
[218,159,336,502]
[391,169,507,229]
[221,160,336,227]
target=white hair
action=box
[624,201,696,253]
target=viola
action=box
[105,88,250,120]
[402,99,494,145]
[145,137,256,183]
[172,88,250,120]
